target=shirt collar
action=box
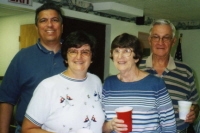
[36,38,62,54]
[146,53,176,70]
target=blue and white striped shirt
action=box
[103,74,176,132]
[139,54,199,131]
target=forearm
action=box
[22,117,54,133]
[22,128,54,133]
[102,121,113,133]
[0,103,14,133]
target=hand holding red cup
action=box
[115,106,133,133]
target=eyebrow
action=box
[39,17,60,20]
[152,34,171,37]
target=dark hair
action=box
[61,31,96,66]
[110,33,143,66]
[35,2,63,26]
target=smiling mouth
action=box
[75,61,84,64]
[46,31,54,33]
[118,61,126,64]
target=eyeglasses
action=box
[112,48,133,57]
[151,36,172,42]
[67,49,91,57]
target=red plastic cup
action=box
[115,106,133,133]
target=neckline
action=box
[60,72,87,82]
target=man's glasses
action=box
[151,36,172,42]
[67,49,91,57]
[112,48,133,57]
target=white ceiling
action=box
[1,0,200,22]
[85,0,200,22]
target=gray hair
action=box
[149,19,176,38]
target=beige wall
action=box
[0,13,35,76]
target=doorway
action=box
[62,17,106,82]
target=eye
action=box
[82,50,90,54]
[113,49,120,53]
[124,49,131,53]
[69,50,77,53]
[52,18,59,22]
[163,37,171,40]
[39,18,47,23]
[153,36,159,39]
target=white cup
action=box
[178,101,192,120]
[76,128,93,133]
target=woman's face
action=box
[112,47,139,72]
[66,44,92,73]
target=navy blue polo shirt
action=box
[0,39,66,124]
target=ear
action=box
[35,25,38,32]
[135,58,139,63]
[65,60,68,64]
[148,36,152,46]
[62,24,63,33]
[91,61,93,63]
[171,37,176,47]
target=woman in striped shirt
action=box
[102,33,176,133]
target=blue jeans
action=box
[15,125,21,133]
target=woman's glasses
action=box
[112,48,133,57]
[67,49,91,57]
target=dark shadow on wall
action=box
[62,17,106,82]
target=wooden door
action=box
[20,24,39,49]
[138,32,150,57]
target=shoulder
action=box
[87,73,102,83]
[105,75,116,80]
[144,74,165,87]
[103,75,118,87]
[37,74,61,88]
[104,75,117,82]
[146,74,163,81]
[13,44,38,60]
[18,44,38,54]
[174,60,193,71]
[174,60,194,78]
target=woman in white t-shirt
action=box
[22,31,105,133]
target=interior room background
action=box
[0,1,200,101]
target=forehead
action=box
[151,25,173,36]
[38,9,59,19]
[69,44,91,50]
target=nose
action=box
[158,38,164,44]
[118,52,123,58]
[76,52,82,59]
[47,20,53,27]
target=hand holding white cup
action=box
[178,101,192,120]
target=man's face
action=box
[36,9,63,44]
[148,25,176,58]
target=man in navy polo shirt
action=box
[0,3,66,133]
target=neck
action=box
[152,54,170,75]
[152,54,169,68]
[63,69,87,80]
[118,68,142,82]
[40,40,61,54]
